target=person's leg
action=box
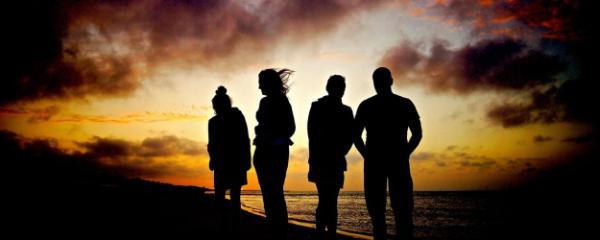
[255,146,289,239]
[272,146,289,239]
[327,184,341,239]
[389,172,414,240]
[254,147,276,233]
[365,162,388,240]
[214,185,226,234]
[230,185,242,235]
[316,182,326,234]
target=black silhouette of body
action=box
[253,68,295,239]
[308,75,354,239]
[355,67,422,240]
[207,86,251,238]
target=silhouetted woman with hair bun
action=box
[207,86,251,238]
[253,68,296,239]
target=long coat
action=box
[208,107,251,188]
[307,96,354,188]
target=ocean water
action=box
[241,191,508,239]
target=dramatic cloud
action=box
[486,87,563,127]
[381,0,597,127]
[76,135,206,178]
[1,130,207,181]
[429,0,592,40]
[3,0,381,106]
[381,38,565,94]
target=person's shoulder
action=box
[259,96,268,104]
[341,103,352,113]
[394,94,415,105]
[359,95,377,107]
[231,107,245,117]
[269,94,290,104]
[312,97,322,105]
[208,115,218,125]
[364,95,378,102]
[395,95,419,118]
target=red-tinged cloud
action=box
[3,0,382,106]
[381,0,598,127]
[429,0,592,40]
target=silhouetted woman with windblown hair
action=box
[207,86,251,238]
[254,68,296,239]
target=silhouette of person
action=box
[354,67,422,240]
[253,68,296,239]
[207,86,251,238]
[307,75,354,239]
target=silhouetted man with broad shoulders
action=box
[355,67,422,240]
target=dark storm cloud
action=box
[485,85,581,127]
[0,130,206,179]
[140,135,202,157]
[3,0,381,106]
[377,0,599,128]
[76,135,205,177]
[381,0,597,127]
[381,38,565,94]
[4,1,140,106]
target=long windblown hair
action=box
[258,68,294,95]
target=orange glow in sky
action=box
[2,0,596,191]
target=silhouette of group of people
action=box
[207,67,422,240]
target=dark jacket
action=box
[307,96,354,186]
[208,107,251,187]
[254,94,296,146]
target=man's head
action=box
[372,67,393,94]
[326,75,346,99]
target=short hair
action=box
[372,67,393,85]
[326,75,345,93]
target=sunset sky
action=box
[2,0,596,191]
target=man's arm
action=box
[407,100,422,154]
[407,118,422,154]
[354,104,367,158]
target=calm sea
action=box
[241,191,509,240]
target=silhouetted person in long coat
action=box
[253,68,296,239]
[207,86,251,238]
[308,75,354,239]
[355,67,422,240]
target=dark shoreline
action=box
[7,179,362,239]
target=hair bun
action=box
[216,86,227,96]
